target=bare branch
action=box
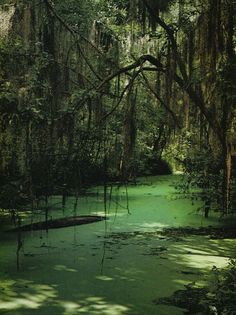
[141,73,181,128]
[97,54,164,92]
[100,71,140,121]
[77,44,103,81]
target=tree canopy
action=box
[0,0,235,216]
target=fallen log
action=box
[8,215,106,232]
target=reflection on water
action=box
[0,175,235,315]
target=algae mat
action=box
[0,175,235,315]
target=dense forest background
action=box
[0,0,235,217]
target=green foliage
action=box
[204,260,236,314]
[96,0,129,25]
[0,0,235,214]
[55,0,95,34]
[176,147,223,216]
[0,176,29,210]
[136,154,172,176]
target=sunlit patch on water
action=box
[0,175,235,315]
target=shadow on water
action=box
[0,233,235,315]
[0,175,235,315]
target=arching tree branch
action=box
[97,54,164,92]
[142,0,223,143]
[97,53,223,143]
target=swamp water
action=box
[0,175,235,315]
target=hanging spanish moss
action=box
[0,0,235,314]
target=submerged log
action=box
[8,215,106,232]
